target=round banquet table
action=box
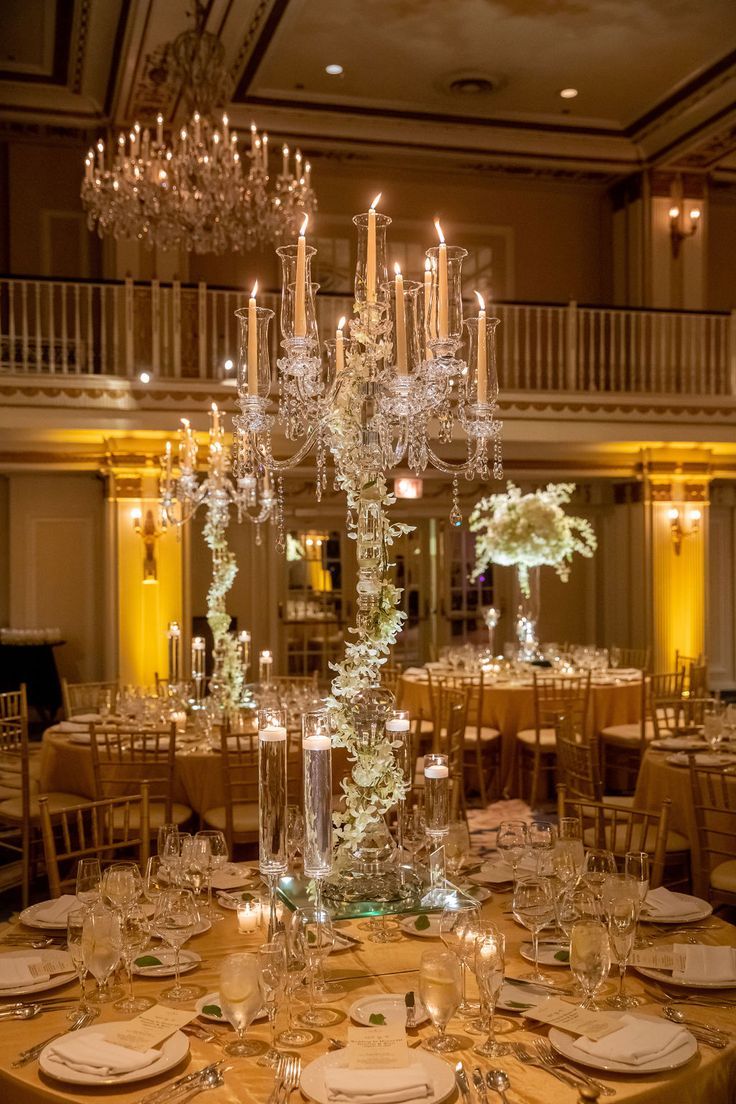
[1,887,735,1104]
[400,669,642,793]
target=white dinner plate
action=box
[0,950,76,997]
[39,1022,189,1086]
[635,964,736,990]
[300,1048,455,1104]
[461,884,492,904]
[132,948,201,977]
[349,992,429,1027]
[195,991,267,1023]
[496,979,549,1013]
[211,865,260,891]
[640,893,713,925]
[666,752,736,769]
[650,737,705,751]
[398,914,443,939]
[548,1013,697,1074]
[216,890,262,911]
[520,941,570,967]
[19,900,82,930]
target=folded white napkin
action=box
[34,895,81,924]
[672,944,736,984]
[70,713,101,723]
[57,721,89,733]
[47,1034,160,1076]
[324,1065,432,1103]
[0,956,48,988]
[643,887,700,919]
[211,867,255,891]
[573,1016,689,1065]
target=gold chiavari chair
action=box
[89,723,192,833]
[0,685,87,906]
[600,668,686,793]
[689,761,736,905]
[515,672,591,808]
[555,714,604,804]
[380,662,405,704]
[609,645,651,671]
[460,671,501,805]
[61,678,118,719]
[39,786,150,898]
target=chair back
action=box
[62,679,118,719]
[217,727,302,853]
[532,672,591,737]
[610,646,651,672]
[557,784,670,889]
[689,761,736,900]
[0,684,28,759]
[688,663,708,698]
[380,663,404,703]
[554,714,603,802]
[89,723,177,820]
[39,786,150,898]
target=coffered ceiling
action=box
[2,0,736,181]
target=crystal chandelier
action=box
[80,5,317,253]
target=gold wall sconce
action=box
[667,505,701,554]
[132,507,161,583]
[668,202,701,258]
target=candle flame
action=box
[475,290,485,311]
[157,113,163,125]
[250,121,257,133]
[337,316,346,332]
[370,192,382,210]
[180,418,190,429]
[222,113,228,126]
[211,402,218,414]
[434,218,445,244]
[165,441,171,453]
[394,262,402,276]
[282,143,289,156]
[425,257,432,273]
[300,213,309,236]
[250,280,258,298]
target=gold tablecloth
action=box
[1,889,735,1103]
[400,672,642,793]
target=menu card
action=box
[106,1004,196,1053]
[346,1023,410,1069]
[630,946,676,970]
[29,952,74,978]
[524,997,624,1041]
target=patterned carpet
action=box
[467,798,535,858]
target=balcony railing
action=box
[1,275,734,397]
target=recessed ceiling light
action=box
[559,87,578,99]
[325,63,343,76]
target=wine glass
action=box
[219,953,264,1057]
[194,830,228,921]
[153,888,201,1002]
[439,900,480,1016]
[528,821,557,875]
[158,824,180,877]
[144,856,166,910]
[258,939,287,1067]
[66,908,94,1020]
[445,821,471,880]
[496,820,528,882]
[624,850,650,942]
[556,884,599,942]
[473,924,511,1058]
[113,903,154,1013]
[75,858,101,907]
[704,711,724,753]
[293,906,341,1027]
[276,934,312,1047]
[418,949,462,1053]
[512,877,555,983]
[181,836,209,910]
[605,882,640,1009]
[81,906,121,1004]
[570,919,611,1009]
[582,848,617,902]
[102,862,142,915]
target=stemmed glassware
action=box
[445,821,471,880]
[473,924,511,1058]
[75,858,101,907]
[293,906,341,1027]
[602,875,641,1008]
[66,908,94,1020]
[102,862,143,915]
[528,821,557,875]
[418,949,462,1053]
[276,934,312,1047]
[113,902,154,1013]
[496,820,529,882]
[144,856,166,910]
[81,906,121,1004]
[153,888,201,1002]
[570,919,611,1009]
[258,939,287,1067]
[582,848,617,902]
[194,830,228,921]
[625,850,650,944]
[512,877,555,983]
[439,900,480,1016]
[219,953,264,1057]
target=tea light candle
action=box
[236,901,260,933]
[259,649,273,685]
[171,710,187,734]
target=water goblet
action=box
[194,829,228,921]
[75,858,101,907]
[439,900,480,1016]
[445,820,471,880]
[219,953,264,1057]
[570,919,611,1009]
[113,903,154,1013]
[473,924,511,1058]
[81,905,121,1004]
[276,939,313,1047]
[293,906,341,1027]
[418,949,462,1052]
[496,819,529,883]
[704,711,724,753]
[512,876,555,984]
[582,848,617,902]
[153,888,201,1002]
[102,861,142,915]
[528,820,557,875]
[258,939,287,1067]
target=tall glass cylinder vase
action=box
[302,711,333,896]
[424,753,449,896]
[386,710,412,872]
[259,707,287,937]
[515,566,541,663]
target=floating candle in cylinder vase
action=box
[302,712,333,880]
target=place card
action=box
[106,1004,196,1053]
[346,1023,410,1069]
[29,952,74,978]
[524,997,624,1041]
[630,946,676,970]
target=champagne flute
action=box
[496,820,528,882]
[512,877,555,983]
[418,949,462,1052]
[625,850,649,944]
[194,830,228,921]
[439,901,480,1015]
[258,939,287,1067]
[81,906,120,1004]
[606,888,640,1009]
[66,908,93,1020]
[113,903,154,1013]
[293,906,341,1027]
[473,924,511,1058]
[153,888,200,1002]
[75,858,101,907]
[570,919,611,1009]
[219,953,264,1057]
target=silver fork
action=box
[282,1055,301,1103]
[512,1043,581,1090]
[534,1039,616,1096]
[12,1008,94,1067]
[266,1055,288,1104]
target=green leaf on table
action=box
[507,1000,533,1009]
[202,1004,223,1019]
[134,955,163,967]
[414,914,430,931]
[238,892,255,904]
[553,949,570,963]
[368,1013,386,1025]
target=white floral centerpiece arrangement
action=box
[470,481,597,597]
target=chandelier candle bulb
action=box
[366,193,381,302]
[262,133,268,170]
[247,282,259,394]
[435,220,448,339]
[282,144,289,175]
[167,620,181,683]
[211,402,220,435]
[295,216,308,337]
[336,317,346,372]
[394,263,408,374]
[475,290,487,403]
[424,257,434,358]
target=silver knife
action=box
[504,975,572,996]
[137,1061,224,1104]
[472,1067,489,1104]
[455,1061,472,1104]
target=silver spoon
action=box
[664,1005,730,1037]
[178,1066,226,1103]
[0,1004,41,1020]
[486,1069,511,1104]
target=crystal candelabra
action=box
[231,199,503,899]
[160,403,275,712]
